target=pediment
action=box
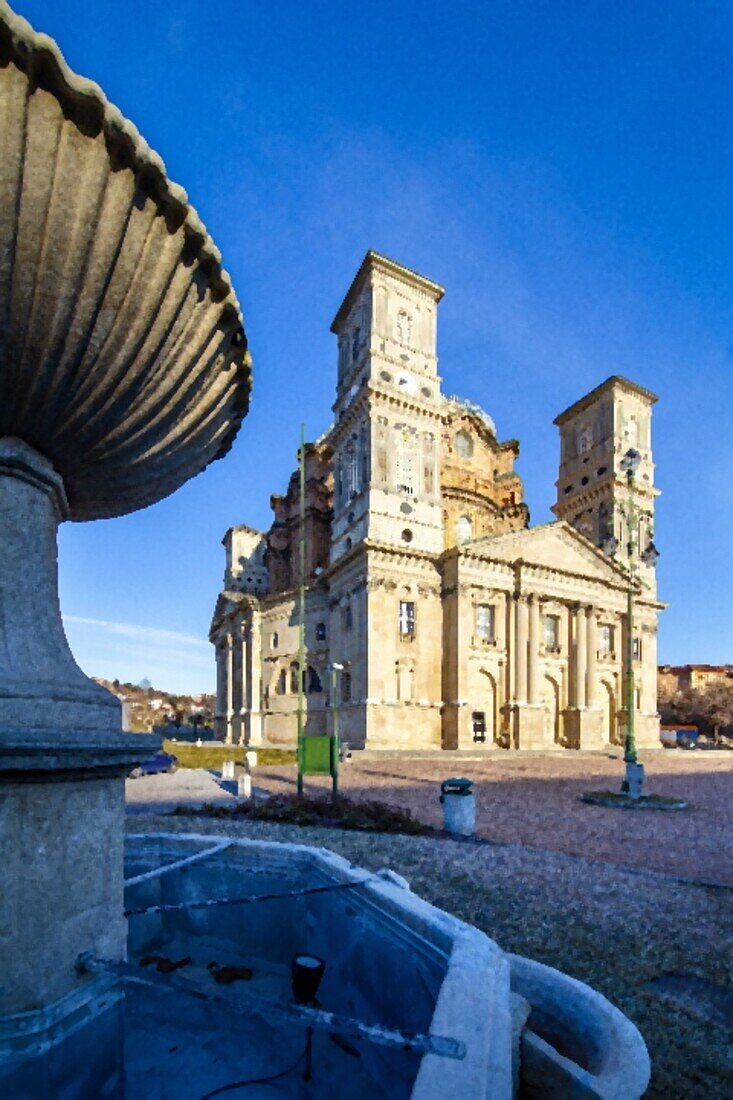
[209,589,246,637]
[465,522,630,585]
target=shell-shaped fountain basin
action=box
[0,1,251,520]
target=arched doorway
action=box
[601,680,618,744]
[541,675,561,746]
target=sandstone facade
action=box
[211,253,663,752]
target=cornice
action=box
[554,375,658,426]
[330,250,445,333]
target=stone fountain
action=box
[0,7,655,1098]
[0,3,250,1093]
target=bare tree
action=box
[660,684,733,744]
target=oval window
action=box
[454,430,473,458]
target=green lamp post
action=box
[603,447,660,794]
[330,662,344,796]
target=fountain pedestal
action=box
[0,442,158,1096]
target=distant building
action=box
[658,665,733,695]
[211,252,663,752]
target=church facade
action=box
[210,252,663,752]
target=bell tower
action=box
[552,376,659,591]
[329,252,445,560]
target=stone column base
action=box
[441,702,460,751]
[634,714,662,750]
[515,705,549,750]
[501,704,548,750]
[562,708,606,750]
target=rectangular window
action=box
[599,624,613,655]
[475,604,495,642]
[341,604,353,632]
[315,622,326,642]
[632,637,642,661]
[399,600,415,637]
[544,614,560,651]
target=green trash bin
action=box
[439,777,475,835]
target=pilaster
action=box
[225,633,234,744]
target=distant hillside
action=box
[94,678,215,734]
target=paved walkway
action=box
[125,769,242,814]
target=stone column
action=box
[528,594,541,705]
[251,609,264,745]
[240,622,250,745]
[225,633,234,744]
[215,645,225,719]
[506,595,515,703]
[515,595,529,704]
[586,606,598,707]
[575,605,587,709]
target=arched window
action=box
[346,438,359,497]
[598,502,613,544]
[625,416,639,446]
[395,310,412,345]
[315,622,326,642]
[271,632,279,650]
[289,662,300,694]
[308,667,322,693]
[454,430,473,458]
[276,669,287,695]
[394,428,417,495]
[456,515,472,544]
[336,458,344,506]
[577,424,593,454]
[422,432,436,496]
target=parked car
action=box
[128,750,178,778]
[660,724,699,750]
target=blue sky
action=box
[17,1,732,692]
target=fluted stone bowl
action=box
[0,1,251,737]
[0,1,251,520]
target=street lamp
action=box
[603,447,660,795]
[330,663,345,796]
